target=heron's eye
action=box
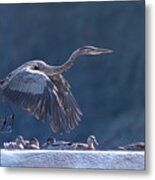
[33,66,39,70]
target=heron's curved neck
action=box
[53,48,83,74]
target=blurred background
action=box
[0,1,144,150]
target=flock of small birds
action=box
[3,135,145,151]
[3,136,40,150]
[3,135,99,151]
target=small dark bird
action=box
[0,46,112,133]
[118,142,145,151]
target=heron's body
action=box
[0,46,112,133]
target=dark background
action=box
[0,1,144,150]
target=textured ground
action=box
[1,149,144,170]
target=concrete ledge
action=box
[1,149,145,170]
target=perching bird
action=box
[42,135,98,150]
[3,135,40,150]
[3,135,25,150]
[42,137,73,150]
[0,46,112,133]
[118,142,145,151]
[71,135,99,150]
[25,137,40,149]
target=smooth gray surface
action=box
[1,149,144,170]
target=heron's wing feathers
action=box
[3,70,53,121]
[50,75,82,132]
[3,70,82,133]
[51,89,69,133]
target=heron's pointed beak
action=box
[94,48,113,55]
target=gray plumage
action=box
[0,46,112,133]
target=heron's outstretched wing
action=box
[2,70,81,133]
[2,70,53,121]
[50,74,82,132]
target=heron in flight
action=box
[0,46,112,133]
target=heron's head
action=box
[79,46,113,55]
[87,135,99,146]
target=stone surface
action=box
[0,149,144,170]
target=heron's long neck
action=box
[53,48,83,74]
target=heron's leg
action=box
[0,96,14,133]
[4,100,15,133]
[0,95,6,131]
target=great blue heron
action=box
[0,46,112,133]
